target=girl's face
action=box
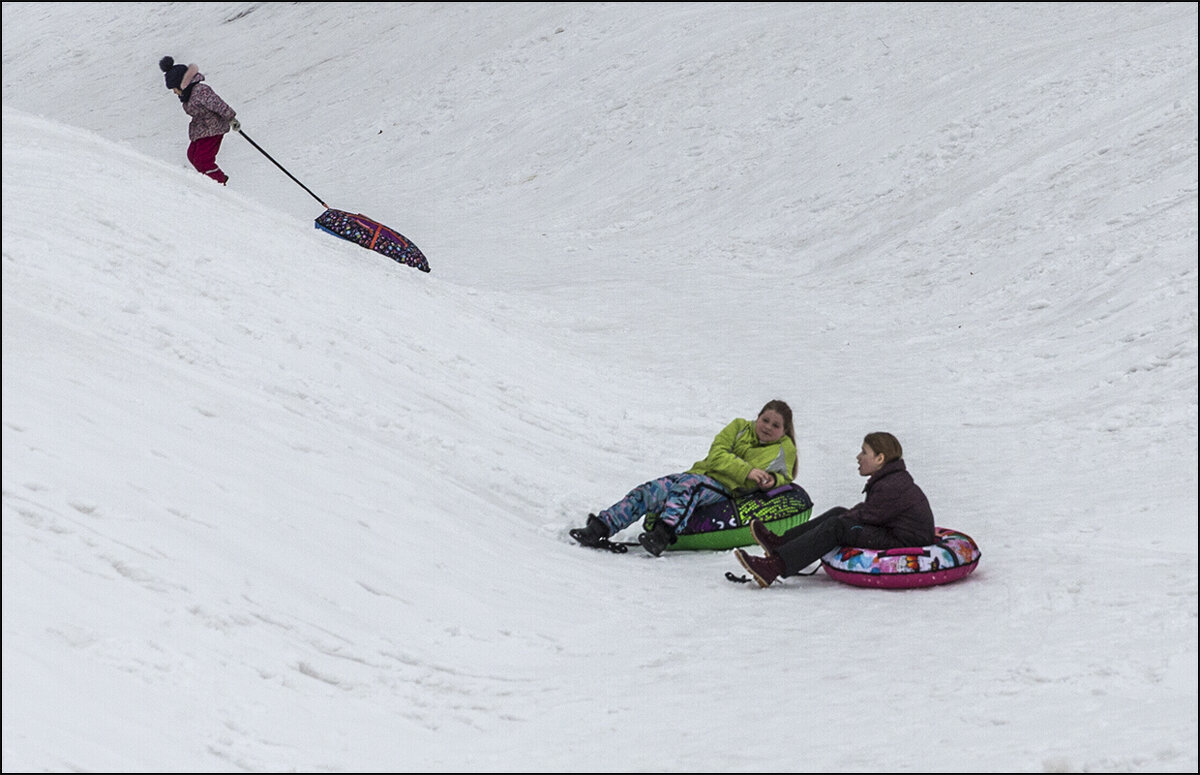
[856,443,886,476]
[755,410,786,444]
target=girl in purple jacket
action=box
[734,431,935,588]
[160,56,239,185]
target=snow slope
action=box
[3,3,1197,771]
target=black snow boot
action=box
[637,519,677,557]
[570,514,612,548]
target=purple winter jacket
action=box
[179,69,236,142]
[840,458,936,548]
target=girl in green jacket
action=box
[570,400,798,556]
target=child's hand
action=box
[748,469,774,489]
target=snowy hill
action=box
[2,3,1197,771]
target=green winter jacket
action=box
[686,418,797,495]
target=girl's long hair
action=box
[759,399,797,477]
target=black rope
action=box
[236,129,328,209]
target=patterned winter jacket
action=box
[178,67,236,142]
[686,418,797,495]
[841,458,935,548]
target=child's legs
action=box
[776,514,850,575]
[186,135,228,183]
[596,474,681,533]
[658,474,728,530]
[776,506,848,542]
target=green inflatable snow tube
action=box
[645,483,814,551]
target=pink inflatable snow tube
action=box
[820,526,981,589]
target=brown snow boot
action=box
[735,548,785,588]
[750,517,786,556]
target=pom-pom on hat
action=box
[160,56,188,90]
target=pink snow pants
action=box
[186,135,228,184]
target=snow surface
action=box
[2,2,1197,772]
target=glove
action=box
[229,118,241,132]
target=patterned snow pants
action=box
[596,473,730,535]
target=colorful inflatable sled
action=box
[820,526,981,589]
[315,208,430,273]
[233,131,429,273]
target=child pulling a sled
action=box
[159,56,239,185]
